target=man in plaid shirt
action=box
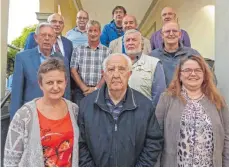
[70,20,110,105]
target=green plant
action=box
[7,24,37,75]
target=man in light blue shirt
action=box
[66,10,89,48]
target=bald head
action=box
[77,10,89,19]
[47,13,64,23]
[76,10,89,30]
[47,13,64,36]
[161,7,177,24]
[162,21,180,32]
[122,15,138,32]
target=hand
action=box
[83,87,94,96]
[82,86,89,93]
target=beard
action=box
[125,47,142,57]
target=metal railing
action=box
[1,44,21,166]
[1,44,21,117]
[7,44,21,51]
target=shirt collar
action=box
[57,35,61,40]
[74,27,87,33]
[37,46,54,57]
[105,86,127,103]
[84,42,102,49]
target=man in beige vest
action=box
[124,29,166,107]
[109,15,151,55]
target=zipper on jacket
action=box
[114,119,118,166]
[115,123,117,131]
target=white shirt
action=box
[53,35,65,56]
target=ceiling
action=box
[80,0,153,28]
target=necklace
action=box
[188,93,204,101]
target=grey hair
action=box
[35,22,53,35]
[124,29,142,42]
[38,57,67,84]
[86,20,101,31]
[124,29,144,51]
[102,53,132,72]
[47,13,65,23]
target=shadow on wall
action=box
[145,21,156,37]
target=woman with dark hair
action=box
[156,55,229,166]
[4,58,79,167]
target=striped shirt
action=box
[70,43,110,86]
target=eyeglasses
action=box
[77,17,88,20]
[50,20,64,25]
[162,29,180,35]
[181,68,203,75]
[162,12,175,17]
[106,66,128,75]
[39,33,55,39]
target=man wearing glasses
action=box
[10,23,71,119]
[66,10,89,48]
[150,7,191,50]
[151,21,200,87]
[100,6,127,47]
[24,13,73,64]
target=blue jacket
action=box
[100,20,124,47]
[151,43,200,86]
[24,32,73,64]
[10,47,71,119]
[78,84,163,166]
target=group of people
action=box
[4,5,229,167]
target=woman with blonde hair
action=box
[4,58,79,167]
[156,55,229,166]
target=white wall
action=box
[81,0,152,29]
[215,0,229,104]
[178,0,215,59]
[0,0,10,98]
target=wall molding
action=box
[143,21,156,37]
[138,0,159,30]
[73,0,83,11]
[36,12,53,23]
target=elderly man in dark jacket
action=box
[78,53,163,167]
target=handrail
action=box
[1,91,11,120]
[7,44,22,51]
[1,91,11,109]
[0,44,20,120]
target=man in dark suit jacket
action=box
[10,22,71,119]
[24,13,73,64]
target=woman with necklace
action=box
[4,58,79,167]
[156,55,229,166]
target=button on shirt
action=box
[66,27,88,48]
[70,43,110,86]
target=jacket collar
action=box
[132,53,146,68]
[159,42,187,57]
[109,20,117,28]
[95,84,137,112]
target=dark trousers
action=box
[73,87,85,106]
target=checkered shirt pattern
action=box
[70,43,110,86]
[105,89,124,120]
